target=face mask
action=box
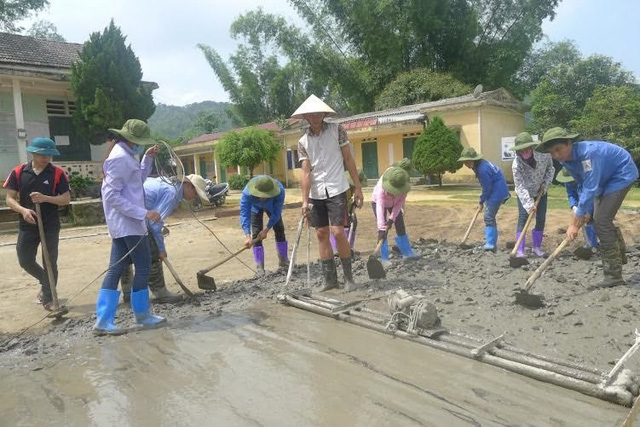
[519,149,533,159]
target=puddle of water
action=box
[0,303,627,426]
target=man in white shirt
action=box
[292,95,363,291]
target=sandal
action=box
[43,301,54,312]
[35,291,44,305]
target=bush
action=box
[68,172,95,199]
[228,174,250,190]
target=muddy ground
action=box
[1,197,640,380]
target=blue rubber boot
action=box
[483,226,498,252]
[380,239,391,267]
[394,235,420,260]
[93,288,123,336]
[131,288,166,327]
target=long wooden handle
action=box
[510,193,544,257]
[285,215,306,287]
[35,203,60,308]
[163,258,194,297]
[373,235,386,256]
[198,245,249,275]
[461,205,482,244]
[524,238,570,291]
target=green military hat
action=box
[509,132,539,152]
[555,167,575,184]
[535,127,580,153]
[382,167,411,196]
[345,169,367,187]
[247,175,281,198]
[457,147,482,162]
[109,119,156,146]
[393,157,413,173]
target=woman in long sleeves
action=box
[510,132,555,257]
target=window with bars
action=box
[46,99,76,116]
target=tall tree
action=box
[1,0,48,32]
[26,20,65,41]
[412,116,463,186]
[70,20,156,144]
[529,54,636,133]
[216,127,282,177]
[375,68,471,110]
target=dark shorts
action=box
[310,192,347,228]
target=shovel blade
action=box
[458,243,474,250]
[573,246,593,260]
[46,305,69,319]
[367,255,386,279]
[514,290,544,309]
[509,256,529,268]
[196,272,217,291]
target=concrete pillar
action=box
[213,155,220,184]
[12,78,27,164]
[193,154,199,175]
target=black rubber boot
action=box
[615,227,628,265]
[341,257,357,292]
[593,242,625,289]
[317,259,339,292]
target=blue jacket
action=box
[564,181,594,216]
[144,177,183,253]
[474,160,510,206]
[240,177,285,235]
[562,141,638,216]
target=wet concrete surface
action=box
[0,302,629,426]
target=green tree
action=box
[1,0,48,32]
[529,54,636,134]
[412,116,463,186]
[216,127,282,177]
[571,85,640,163]
[26,20,65,41]
[375,68,471,110]
[70,20,156,144]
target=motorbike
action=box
[192,178,229,210]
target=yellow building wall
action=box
[480,107,525,183]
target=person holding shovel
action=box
[4,137,70,312]
[292,94,363,292]
[94,119,166,335]
[371,166,419,266]
[555,167,599,252]
[240,175,288,275]
[535,127,638,288]
[458,147,510,252]
[510,132,555,258]
[120,174,210,304]
[330,169,366,254]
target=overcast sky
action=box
[19,0,640,106]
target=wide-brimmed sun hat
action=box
[509,132,539,152]
[108,119,156,146]
[555,167,575,184]
[382,167,410,196]
[184,174,209,202]
[345,169,367,188]
[290,94,337,119]
[26,137,60,156]
[535,127,580,153]
[393,157,413,173]
[247,175,281,198]
[457,147,483,162]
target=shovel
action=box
[367,236,387,279]
[35,203,68,319]
[284,215,306,288]
[162,258,194,297]
[573,228,594,260]
[515,237,570,309]
[460,205,482,249]
[509,193,543,268]
[196,244,252,290]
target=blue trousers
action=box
[516,193,548,232]
[483,202,501,227]
[101,235,150,291]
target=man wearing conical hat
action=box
[291,94,363,292]
[239,175,288,275]
[536,127,638,288]
[510,132,554,258]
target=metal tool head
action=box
[367,254,386,279]
[458,243,474,250]
[46,305,69,319]
[514,289,544,309]
[196,271,217,290]
[509,256,529,268]
[573,246,594,260]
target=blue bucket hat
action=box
[26,137,60,156]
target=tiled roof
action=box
[0,32,82,69]
[185,119,295,145]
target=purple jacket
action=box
[101,142,153,238]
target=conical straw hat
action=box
[291,94,336,119]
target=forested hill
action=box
[149,101,233,140]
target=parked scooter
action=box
[192,178,229,210]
